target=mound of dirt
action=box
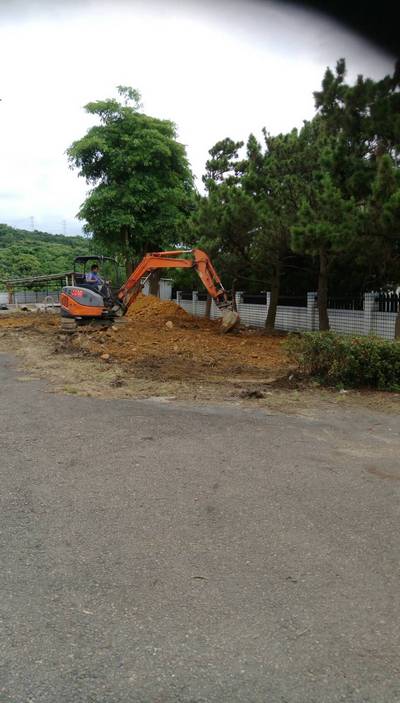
[127,294,193,321]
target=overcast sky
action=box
[0,0,395,236]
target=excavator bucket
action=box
[221,309,240,333]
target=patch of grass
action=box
[63,385,79,394]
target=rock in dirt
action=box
[101,353,110,361]
[165,320,174,330]
[110,378,125,387]
[238,388,265,399]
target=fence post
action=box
[363,292,376,336]
[266,291,271,319]
[307,292,317,331]
[192,290,198,316]
[176,291,182,305]
[235,291,243,312]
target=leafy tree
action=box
[243,129,316,330]
[366,154,400,335]
[314,58,400,165]
[193,130,324,330]
[193,60,399,334]
[0,224,91,280]
[292,167,360,330]
[292,59,400,329]
[366,155,400,283]
[67,86,195,283]
[190,138,259,289]
[313,59,400,275]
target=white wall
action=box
[370,312,397,341]
[328,309,365,336]
[142,278,172,300]
[0,289,60,304]
[177,293,398,341]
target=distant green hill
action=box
[0,224,92,280]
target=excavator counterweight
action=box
[60,249,240,333]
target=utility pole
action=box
[29,216,34,231]
[62,219,67,235]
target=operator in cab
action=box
[85,263,114,307]
[85,264,103,288]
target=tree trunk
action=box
[318,248,330,331]
[149,269,162,297]
[123,227,133,278]
[125,259,134,278]
[205,294,212,319]
[231,279,237,312]
[265,265,280,333]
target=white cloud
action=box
[0,0,395,234]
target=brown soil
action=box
[72,294,288,381]
[1,300,399,414]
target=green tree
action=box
[313,59,400,289]
[0,224,91,280]
[193,130,320,331]
[243,129,315,330]
[67,86,195,281]
[191,138,259,288]
[367,154,400,336]
[292,166,360,330]
[292,59,400,329]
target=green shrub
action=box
[286,332,400,390]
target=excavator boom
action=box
[118,249,224,307]
[116,249,239,332]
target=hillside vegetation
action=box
[0,224,91,280]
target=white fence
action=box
[176,291,398,341]
[0,278,173,306]
[0,290,61,305]
[1,282,397,340]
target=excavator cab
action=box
[60,255,123,331]
[72,255,121,290]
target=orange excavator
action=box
[60,249,239,333]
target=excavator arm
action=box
[116,249,239,332]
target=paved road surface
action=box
[1,353,399,702]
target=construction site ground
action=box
[0,294,399,414]
[2,301,400,702]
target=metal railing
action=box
[376,292,400,313]
[327,296,364,311]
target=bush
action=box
[286,332,400,390]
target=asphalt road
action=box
[1,353,400,703]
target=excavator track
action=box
[109,316,127,326]
[61,317,78,333]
